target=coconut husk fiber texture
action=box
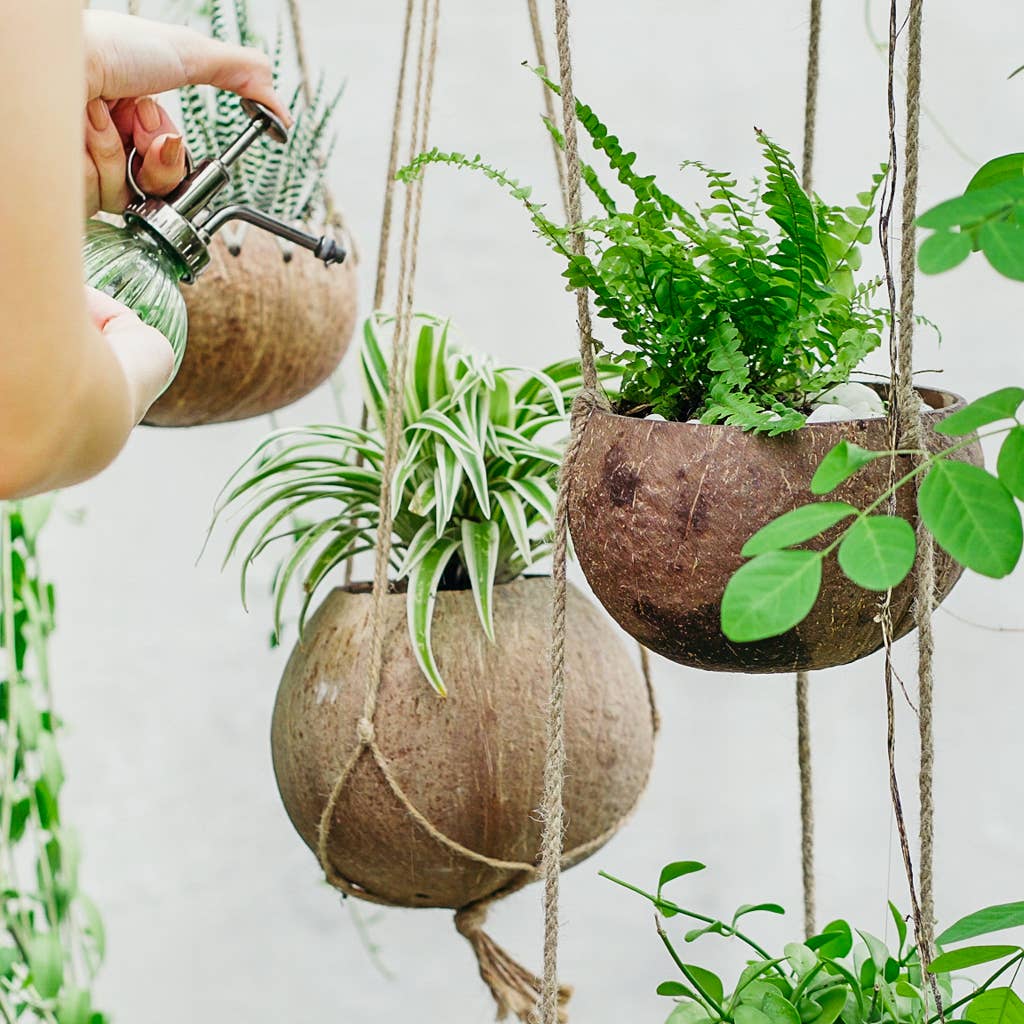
[144,232,357,426]
[271,576,656,910]
[567,387,984,674]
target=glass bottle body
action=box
[82,220,190,390]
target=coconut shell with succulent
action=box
[146,0,357,427]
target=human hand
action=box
[85,287,175,423]
[83,11,289,216]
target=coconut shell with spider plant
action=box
[566,386,983,673]
[143,232,358,427]
[270,576,656,910]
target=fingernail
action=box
[137,97,161,132]
[160,134,183,167]
[87,99,110,132]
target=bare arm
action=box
[0,1,141,498]
[0,5,286,499]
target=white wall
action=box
[59,2,1024,1021]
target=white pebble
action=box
[806,403,856,424]
[814,383,885,418]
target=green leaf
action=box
[928,945,1021,974]
[721,550,823,642]
[668,1004,713,1024]
[784,942,817,976]
[939,902,1024,945]
[493,490,532,564]
[406,539,459,696]
[917,188,1021,231]
[837,515,916,591]
[919,461,1023,577]
[857,930,891,971]
[918,230,972,275]
[735,1007,774,1024]
[998,427,1024,499]
[683,965,724,1007]
[459,519,500,642]
[57,987,94,1024]
[733,903,786,924]
[934,387,1024,435]
[888,902,908,954]
[657,981,693,997]
[968,154,1024,193]
[762,989,801,1024]
[981,220,1024,281]
[810,989,847,1024]
[810,441,887,495]
[807,920,852,958]
[27,931,64,999]
[741,503,856,556]
[964,988,1024,1024]
[658,861,706,897]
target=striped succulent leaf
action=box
[213,312,619,696]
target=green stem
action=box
[0,506,19,886]
[820,424,1016,561]
[655,913,728,1020]
[599,871,783,972]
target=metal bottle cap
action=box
[123,99,345,283]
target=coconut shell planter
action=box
[144,233,358,427]
[567,387,983,673]
[272,577,655,909]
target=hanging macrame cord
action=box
[878,0,941,1005]
[795,0,823,942]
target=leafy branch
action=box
[721,387,1024,642]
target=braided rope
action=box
[794,0,823,941]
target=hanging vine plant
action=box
[211,312,655,1020]
[397,78,982,672]
[144,0,358,427]
[0,501,107,1024]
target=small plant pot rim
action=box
[271,576,655,909]
[567,385,982,673]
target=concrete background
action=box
[58,1,1024,1021]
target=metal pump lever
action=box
[123,98,345,281]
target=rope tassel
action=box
[456,902,571,1023]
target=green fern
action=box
[399,73,891,433]
[177,0,342,226]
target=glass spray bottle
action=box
[82,99,345,388]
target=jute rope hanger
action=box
[294,1,653,1020]
[796,0,823,942]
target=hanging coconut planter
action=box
[271,577,655,908]
[566,387,983,673]
[144,232,358,426]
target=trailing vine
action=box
[0,501,106,1024]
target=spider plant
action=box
[213,312,609,696]
[178,0,343,226]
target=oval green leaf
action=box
[659,860,706,896]
[998,427,1024,500]
[964,988,1024,1024]
[811,441,887,495]
[837,516,916,591]
[981,220,1024,281]
[928,944,1021,974]
[935,387,1024,436]
[919,461,1023,578]
[918,230,972,275]
[722,550,823,642]
[742,503,857,556]
[967,154,1024,193]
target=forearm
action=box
[0,322,135,499]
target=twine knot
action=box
[356,717,375,745]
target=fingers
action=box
[84,98,130,215]
[176,33,292,126]
[86,287,175,422]
[109,98,187,199]
[137,134,187,197]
